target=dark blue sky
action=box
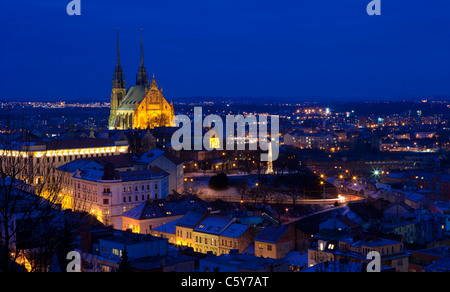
[1,0,450,102]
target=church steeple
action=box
[136,28,149,86]
[113,28,125,89]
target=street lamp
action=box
[320,181,325,200]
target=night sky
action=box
[1,0,450,102]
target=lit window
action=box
[319,242,324,251]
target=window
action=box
[155,184,158,190]
[267,244,272,251]
[103,199,109,204]
[112,248,122,257]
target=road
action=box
[183,172,366,205]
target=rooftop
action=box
[193,215,234,235]
[255,224,290,244]
[220,223,249,239]
[99,230,166,246]
[122,196,212,220]
[201,250,284,271]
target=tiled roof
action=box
[119,167,168,182]
[255,224,290,244]
[117,85,146,110]
[220,223,249,239]
[176,209,208,228]
[138,148,183,165]
[122,196,212,220]
[193,215,234,235]
[83,153,138,169]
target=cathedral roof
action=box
[117,85,146,110]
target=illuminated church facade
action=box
[109,30,175,130]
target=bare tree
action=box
[0,118,91,272]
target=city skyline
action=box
[1,0,450,102]
[1,0,450,275]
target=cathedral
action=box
[109,30,175,130]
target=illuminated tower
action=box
[136,28,149,86]
[109,28,126,128]
[266,141,274,174]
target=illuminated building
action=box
[0,138,128,186]
[308,229,409,272]
[192,216,235,255]
[109,29,174,130]
[61,162,169,227]
[122,195,212,235]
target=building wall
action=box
[148,156,184,194]
[219,227,255,255]
[193,232,220,255]
[98,236,168,261]
[1,144,128,187]
[175,226,195,248]
[122,214,183,235]
[67,175,169,228]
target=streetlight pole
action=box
[320,181,325,201]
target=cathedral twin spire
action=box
[112,28,125,89]
[136,28,149,86]
[113,28,151,89]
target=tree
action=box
[208,173,229,190]
[0,115,88,272]
[118,246,132,272]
